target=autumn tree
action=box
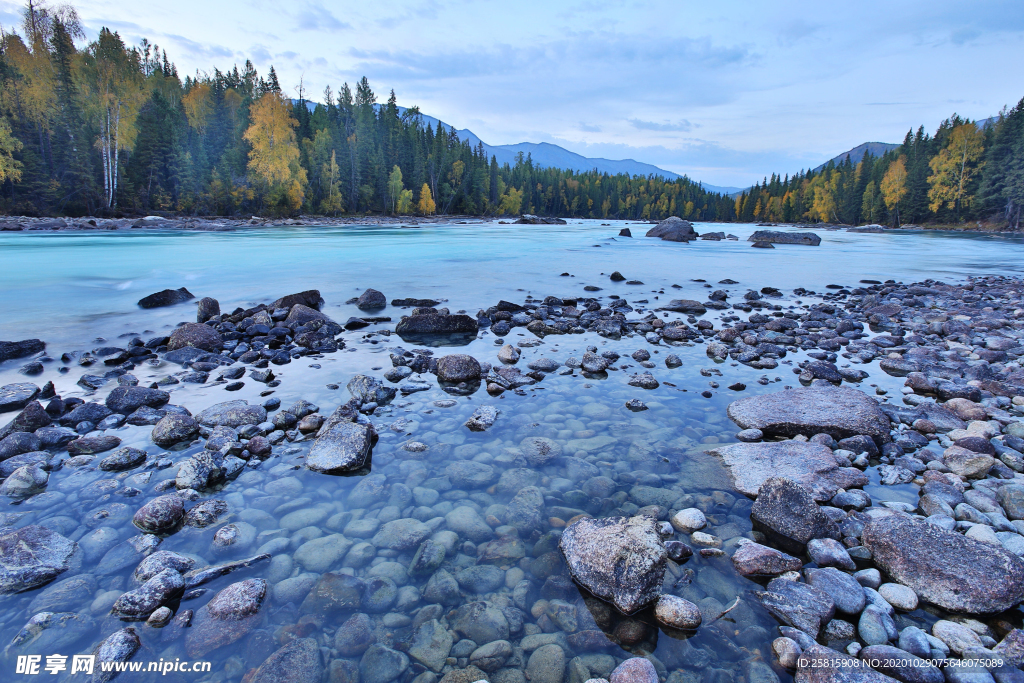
[927,122,985,219]
[0,118,24,182]
[387,164,403,214]
[417,183,435,215]
[244,91,307,213]
[881,156,908,227]
[86,28,148,208]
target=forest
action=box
[0,1,1021,228]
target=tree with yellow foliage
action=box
[417,183,435,215]
[0,118,24,183]
[881,156,908,227]
[244,91,307,213]
[498,186,523,215]
[927,123,985,219]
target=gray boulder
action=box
[306,420,374,473]
[0,525,79,594]
[195,400,267,428]
[727,385,891,445]
[863,511,1024,614]
[559,515,666,614]
[436,354,482,382]
[166,323,223,352]
[750,477,840,553]
[395,313,478,337]
[708,440,864,501]
[347,375,397,405]
[250,638,323,683]
[756,577,835,638]
[0,382,40,413]
[138,287,193,308]
[748,230,821,246]
[151,413,199,447]
[357,288,386,311]
[105,386,169,414]
[646,216,698,242]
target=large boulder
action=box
[862,511,1024,614]
[0,383,40,413]
[285,304,337,328]
[748,230,821,246]
[727,385,891,445]
[646,216,698,242]
[395,314,478,338]
[750,477,840,553]
[138,287,194,308]
[658,299,707,314]
[306,421,375,474]
[0,525,79,594]
[0,339,45,363]
[357,288,386,311]
[559,515,666,614]
[756,577,835,638]
[250,638,323,683]
[166,323,223,352]
[196,297,220,322]
[271,290,323,311]
[195,400,267,428]
[152,413,199,447]
[105,386,170,414]
[436,354,482,383]
[185,579,267,657]
[708,441,865,501]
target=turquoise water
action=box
[1,220,1023,351]
[0,220,1023,683]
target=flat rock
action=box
[0,525,79,594]
[395,313,478,338]
[0,383,40,413]
[727,385,891,445]
[195,400,267,428]
[708,440,859,501]
[732,541,802,577]
[0,339,45,363]
[748,230,821,246]
[863,511,1024,614]
[559,515,666,614]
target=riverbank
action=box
[2,213,1020,235]
[2,257,1024,682]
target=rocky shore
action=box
[2,264,1024,683]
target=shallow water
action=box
[1,221,1023,682]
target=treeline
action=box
[0,1,1020,228]
[0,1,729,220]
[733,103,1024,230]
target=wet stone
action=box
[0,525,79,594]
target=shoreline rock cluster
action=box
[2,272,1024,683]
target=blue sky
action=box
[2,0,1021,186]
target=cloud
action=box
[629,119,695,132]
[578,122,602,132]
[950,27,981,45]
[295,2,350,31]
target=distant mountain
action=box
[294,99,739,195]
[812,142,900,172]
